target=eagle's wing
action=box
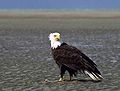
[53,43,101,75]
[60,43,97,67]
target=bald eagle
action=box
[49,32,103,81]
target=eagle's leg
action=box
[69,73,74,81]
[59,72,64,81]
[68,70,78,81]
[59,65,66,81]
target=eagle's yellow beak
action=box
[55,34,60,41]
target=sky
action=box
[0,0,120,9]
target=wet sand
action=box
[0,11,120,91]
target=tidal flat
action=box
[0,11,120,91]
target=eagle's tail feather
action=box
[84,70,103,81]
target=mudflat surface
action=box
[0,12,120,91]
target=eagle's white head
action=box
[49,32,62,49]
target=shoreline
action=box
[0,10,120,18]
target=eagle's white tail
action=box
[84,70,103,81]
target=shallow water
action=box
[0,17,120,91]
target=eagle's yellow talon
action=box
[59,78,63,82]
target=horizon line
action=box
[0,8,120,11]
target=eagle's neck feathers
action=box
[51,41,62,49]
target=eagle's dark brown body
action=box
[51,43,102,80]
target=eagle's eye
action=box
[54,35,57,37]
